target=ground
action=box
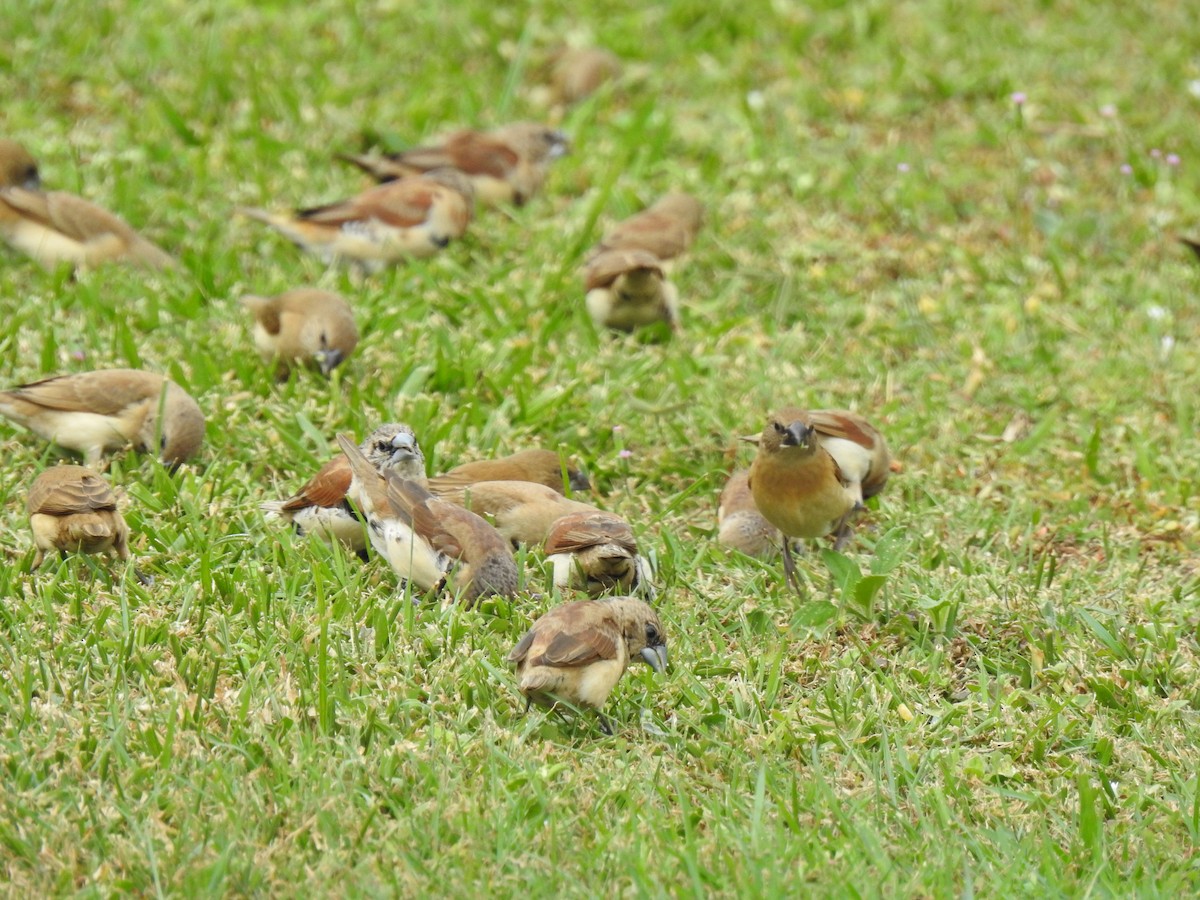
[1,0,1199,895]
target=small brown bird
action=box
[261,424,425,560]
[384,475,520,605]
[593,192,704,266]
[543,510,653,597]
[27,464,130,570]
[431,480,595,546]
[0,140,174,270]
[238,168,473,272]
[583,248,680,334]
[427,448,590,495]
[507,596,667,734]
[0,139,41,190]
[339,122,569,207]
[240,289,359,379]
[717,469,782,559]
[546,47,622,106]
[747,408,891,591]
[336,433,449,593]
[0,369,204,467]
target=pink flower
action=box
[1167,153,1181,167]
[1150,148,1162,159]
[1119,163,1133,175]
[1099,104,1117,118]
[618,449,633,459]
[1010,91,1027,105]
[896,162,910,173]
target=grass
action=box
[2,0,1200,894]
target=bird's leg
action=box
[597,713,613,736]
[832,503,867,552]
[782,540,806,596]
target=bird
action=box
[260,423,425,560]
[338,122,569,207]
[583,248,680,334]
[0,139,41,190]
[427,448,590,495]
[0,369,204,467]
[383,474,520,605]
[543,510,653,598]
[240,288,359,379]
[0,140,174,270]
[336,433,450,595]
[237,168,473,272]
[429,480,595,546]
[507,595,667,734]
[592,192,704,267]
[27,464,130,570]
[746,408,891,592]
[545,47,621,106]
[717,468,782,559]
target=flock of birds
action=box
[0,48,896,732]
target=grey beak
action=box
[640,644,668,673]
[569,470,592,492]
[24,174,41,190]
[549,132,571,159]
[783,422,812,448]
[317,349,345,375]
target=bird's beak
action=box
[24,174,41,190]
[739,433,761,446]
[389,431,419,464]
[317,349,345,376]
[641,644,668,673]
[783,422,812,448]
[569,470,592,492]
[549,132,571,159]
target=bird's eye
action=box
[159,434,168,451]
[319,332,328,348]
[773,422,786,434]
[646,625,659,644]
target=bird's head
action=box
[753,410,817,456]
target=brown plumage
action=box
[0,369,204,467]
[717,469,781,559]
[0,139,41,190]
[261,424,425,559]
[384,476,519,606]
[240,289,359,379]
[238,168,473,272]
[543,510,652,597]
[583,248,680,334]
[593,193,704,265]
[507,596,667,734]
[0,187,174,270]
[747,408,890,592]
[427,448,590,495]
[27,465,130,569]
[339,122,569,207]
[336,433,449,594]
[431,480,595,545]
[547,47,622,106]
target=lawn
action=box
[2,0,1200,895]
